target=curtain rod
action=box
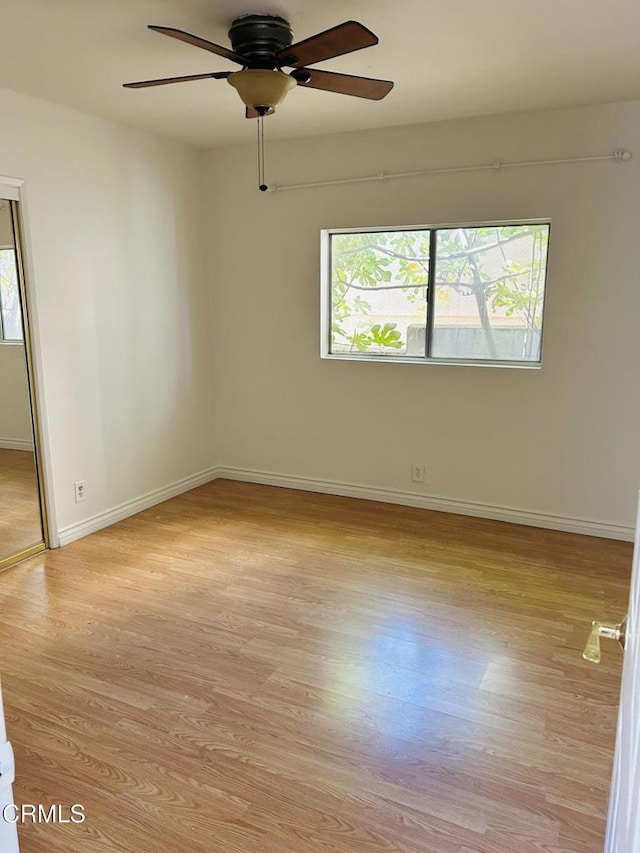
[268,148,632,193]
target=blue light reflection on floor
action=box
[324,617,489,745]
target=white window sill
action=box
[321,353,542,369]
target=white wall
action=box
[0,206,13,244]
[0,87,214,536]
[0,344,32,445]
[0,206,31,446]
[205,100,640,534]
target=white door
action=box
[0,679,19,852]
[603,495,640,853]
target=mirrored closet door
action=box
[0,195,47,570]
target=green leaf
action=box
[369,322,404,349]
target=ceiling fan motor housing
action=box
[228,14,293,67]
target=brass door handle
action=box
[583,617,627,664]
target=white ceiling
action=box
[1,0,639,149]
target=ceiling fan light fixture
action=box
[227,69,295,112]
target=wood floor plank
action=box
[0,479,632,852]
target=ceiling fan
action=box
[123,14,394,118]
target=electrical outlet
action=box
[411,463,426,484]
[74,480,86,503]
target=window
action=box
[322,221,550,366]
[0,247,23,342]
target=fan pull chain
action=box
[257,114,268,192]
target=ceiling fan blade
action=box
[277,21,377,68]
[124,71,230,89]
[293,68,393,100]
[148,25,246,65]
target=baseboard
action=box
[56,463,635,547]
[57,467,218,547]
[215,466,635,542]
[0,437,33,451]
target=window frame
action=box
[321,218,551,369]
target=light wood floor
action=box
[0,480,632,853]
[0,448,43,559]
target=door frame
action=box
[0,177,58,554]
[604,493,640,852]
[0,677,19,853]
